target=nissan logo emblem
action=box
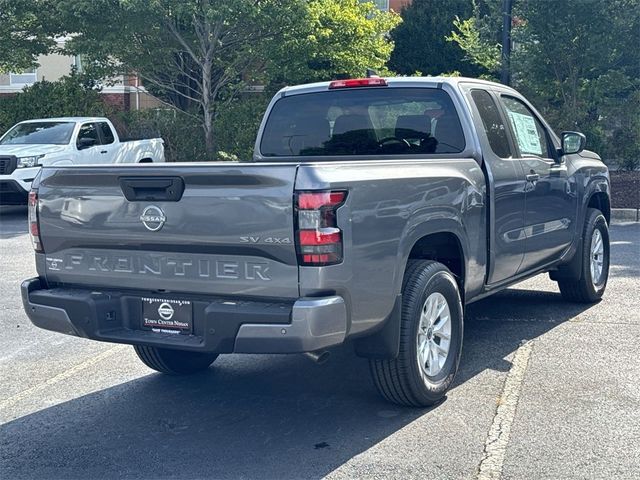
[157,302,174,320]
[140,205,166,232]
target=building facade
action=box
[371,0,412,11]
[0,38,161,111]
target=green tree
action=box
[513,0,640,166]
[450,0,640,167]
[388,0,480,76]
[57,0,400,157]
[0,73,107,134]
[0,0,59,73]
[58,0,307,155]
[447,15,500,75]
[269,0,401,85]
[446,0,506,78]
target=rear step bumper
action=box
[21,278,347,354]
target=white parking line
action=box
[477,340,534,480]
[0,345,125,412]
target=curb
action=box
[611,208,639,223]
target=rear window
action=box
[98,122,115,144]
[260,87,465,157]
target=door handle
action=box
[526,173,540,182]
[100,150,108,154]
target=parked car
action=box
[21,77,610,406]
[0,117,164,205]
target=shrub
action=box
[0,73,108,135]
[112,109,209,163]
[113,94,269,162]
[0,74,268,163]
[214,94,270,161]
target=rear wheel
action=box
[369,260,463,407]
[134,345,218,375]
[557,208,610,303]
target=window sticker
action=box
[507,111,543,156]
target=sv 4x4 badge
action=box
[240,236,291,244]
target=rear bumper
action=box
[21,278,347,354]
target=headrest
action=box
[395,114,432,138]
[332,114,374,135]
[433,115,465,153]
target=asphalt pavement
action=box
[1,205,639,479]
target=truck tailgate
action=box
[36,164,299,298]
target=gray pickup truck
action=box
[22,77,610,407]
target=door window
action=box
[470,90,513,158]
[500,96,550,158]
[77,123,99,149]
[97,122,115,144]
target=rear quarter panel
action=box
[296,159,486,337]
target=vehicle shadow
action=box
[0,287,593,479]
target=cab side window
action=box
[470,89,513,159]
[77,123,99,148]
[97,122,115,144]
[500,96,551,158]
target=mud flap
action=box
[354,294,402,359]
[550,236,583,281]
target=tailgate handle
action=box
[119,177,185,202]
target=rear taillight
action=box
[295,190,347,266]
[28,190,43,252]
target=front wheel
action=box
[369,260,463,407]
[134,345,218,375]
[557,208,610,303]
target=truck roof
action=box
[279,76,519,96]
[17,117,109,123]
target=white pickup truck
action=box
[0,117,164,205]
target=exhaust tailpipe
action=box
[303,350,330,365]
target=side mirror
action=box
[561,131,586,156]
[77,137,97,150]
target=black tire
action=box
[134,345,218,375]
[557,208,610,303]
[369,260,464,407]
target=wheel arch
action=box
[356,228,467,360]
[552,189,610,282]
[587,191,610,225]
[405,231,466,297]
[581,174,610,226]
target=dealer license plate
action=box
[141,297,193,334]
